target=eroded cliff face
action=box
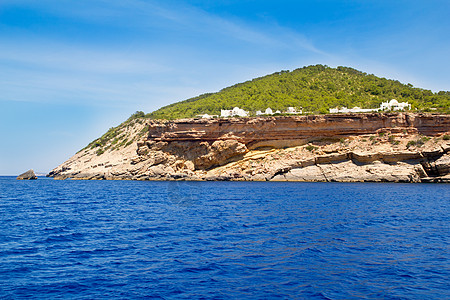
[146,113,449,144]
[49,113,450,183]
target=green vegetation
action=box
[305,145,318,152]
[369,135,378,145]
[443,135,450,140]
[388,135,400,145]
[83,111,150,155]
[406,136,431,148]
[146,65,449,119]
[81,65,450,154]
[406,140,417,148]
[96,148,105,156]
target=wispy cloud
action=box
[0,0,328,109]
[0,41,170,75]
[0,39,175,107]
[2,0,324,53]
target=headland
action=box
[48,113,450,183]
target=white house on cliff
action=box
[330,99,411,113]
[221,107,249,117]
[380,99,411,111]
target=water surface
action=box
[0,177,448,299]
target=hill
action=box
[147,65,449,119]
[81,65,449,155]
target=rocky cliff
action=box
[48,113,450,183]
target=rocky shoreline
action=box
[48,113,450,183]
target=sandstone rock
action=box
[315,153,348,164]
[422,174,450,183]
[246,173,268,181]
[363,162,421,182]
[433,154,450,176]
[272,160,424,183]
[300,158,316,167]
[152,152,168,165]
[48,113,450,182]
[145,141,167,151]
[205,175,232,181]
[414,164,428,178]
[380,151,423,163]
[421,148,443,159]
[147,114,450,144]
[318,161,369,182]
[168,173,189,180]
[184,160,195,171]
[272,165,327,182]
[441,142,450,153]
[147,165,168,177]
[351,151,381,163]
[270,164,293,178]
[136,145,149,156]
[73,173,96,180]
[193,140,247,169]
[17,169,37,180]
[322,143,342,153]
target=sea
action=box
[0,176,448,299]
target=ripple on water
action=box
[0,178,448,299]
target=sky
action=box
[1,0,449,175]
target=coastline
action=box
[48,113,450,183]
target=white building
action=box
[257,106,302,116]
[330,99,411,114]
[196,114,218,119]
[220,109,232,117]
[286,107,302,114]
[329,107,340,113]
[221,107,249,117]
[265,107,273,115]
[330,106,379,113]
[380,99,411,111]
[256,107,274,116]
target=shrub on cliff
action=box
[127,111,146,121]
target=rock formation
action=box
[17,169,38,180]
[48,113,450,183]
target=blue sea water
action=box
[0,177,448,299]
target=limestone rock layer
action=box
[48,113,450,183]
[147,113,449,146]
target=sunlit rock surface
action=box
[49,113,450,183]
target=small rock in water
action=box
[17,169,38,180]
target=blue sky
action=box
[1,0,449,175]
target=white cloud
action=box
[2,0,324,52]
[0,41,170,75]
[0,0,332,111]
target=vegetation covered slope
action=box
[83,65,449,154]
[81,112,149,155]
[148,65,449,119]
